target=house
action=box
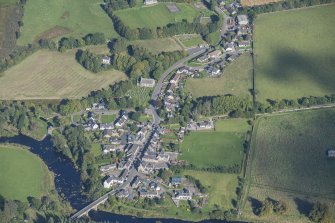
[197,55,209,63]
[102,56,111,65]
[174,188,192,200]
[103,129,114,138]
[100,123,114,131]
[171,177,182,186]
[100,164,117,172]
[224,43,235,52]
[237,15,249,26]
[169,73,181,84]
[227,53,238,62]
[142,154,158,163]
[116,189,129,198]
[238,41,250,48]
[110,137,121,145]
[102,144,119,154]
[176,66,192,75]
[328,150,335,157]
[144,0,157,5]
[131,176,142,188]
[198,120,213,129]
[149,181,161,191]
[138,77,156,88]
[208,50,222,59]
[157,153,169,162]
[115,114,128,127]
[139,189,159,198]
[227,17,235,28]
[209,67,221,76]
[103,175,124,188]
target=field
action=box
[114,3,203,29]
[0,50,127,100]
[254,5,335,102]
[126,86,152,107]
[183,170,239,210]
[178,35,205,48]
[0,145,52,201]
[130,38,184,53]
[101,114,116,124]
[180,119,249,168]
[243,109,335,221]
[241,0,281,6]
[18,0,118,45]
[185,54,253,98]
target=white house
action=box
[144,0,157,5]
[102,56,111,65]
[237,15,249,26]
[103,175,124,188]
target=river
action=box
[0,134,245,223]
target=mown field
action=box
[18,0,118,45]
[126,86,152,107]
[250,109,335,198]
[244,109,335,222]
[241,0,281,6]
[178,35,205,48]
[130,38,184,53]
[183,170,239,211]
[114,3,203,29]
[0,50,127,99]
[0,145,52,201]
[180,119,249,168]
[254,5,335,102]
[185,54,253,98]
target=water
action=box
[0,135,246,223]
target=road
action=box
[150,47,207,125]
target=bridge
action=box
[70,190,118,219]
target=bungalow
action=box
[144,0,157,5]
[208,50,222,59]
[237,15,249,26]
[102,56,111,65]
[138,77,156,88]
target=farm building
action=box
[138,77,156,88]
[144,0,158,5]
[237,15,249,26]
[102,56,111,65]
[328,150,335,157]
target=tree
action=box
[309,202,332,223]
[257,199,273,216]
[158,169,172,181]
[273,200,287,214]
[210,0,217,11]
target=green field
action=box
[185,54,253,98]
[101,114,116,123]
[0,50,127,100]
[179,35,205,48]
[250,109,335,197]
[126,86,152,106]
[180,119,249,168]
[0,145,52,201]
[18,0,118,45]
[254,5,335,102]
[183,170,239,210]
[0,0,17,6]
[114,3,202,29]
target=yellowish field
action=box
[0,50,127,99]
[241,0,281,6]
[130,38,184,53]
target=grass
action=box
[126,86,152,107]
[185,54,253,98]
[179,35,205,48]
[21,117,48,140]
[0,0,17,6]
[91,143,102,157]
[254,5,335,102]
[114,3,204,29]
[130,38,184,53]
[241,0,282,6]
[18,0,119,45]
[180,119,249,168]
[101,114,116,123]
[183,170,239,211]
[207,30,221,45]
[0,50,127,100]
[0,145,52,201]
[250,109,335,198]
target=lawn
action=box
[114,3,203,29]
[0,145,52,201]
[126,86,152,107]
[185,54,253,98]
[183,170,239,210]
[241,0,281,6]
[180,119,249,168]
[17,0,118,45]
[101,114,116,123]
[130,38,184,53]
[254,5,335,102]
[0,50,127,100]
[179,35,205,48]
